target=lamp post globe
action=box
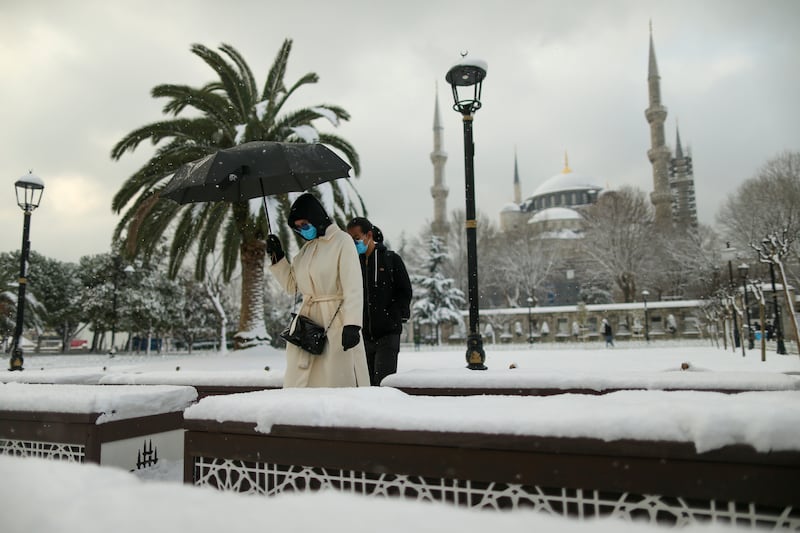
[446,55,488,370]
[9,171,45,371]
[641,290,650,342]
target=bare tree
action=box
[753,230,800,356]
[491,231,558,307]
[651,224,724,299]
[718,150,800,284]
[580,186,656,302]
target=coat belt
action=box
[305,294,344,304]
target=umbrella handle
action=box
[259,180,272,235]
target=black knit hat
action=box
[287,193,332,235]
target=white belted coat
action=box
[271,224,370,387]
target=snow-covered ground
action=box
[2,340,798,532]
[5,339,800,382]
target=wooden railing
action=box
[184,419,800,528]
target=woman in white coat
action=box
[266,193,370,387]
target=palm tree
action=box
[110,39,364,348]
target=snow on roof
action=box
[531,170,602,197]
[465,299,704,317]
[539,229,582,239]
[501,202,521,212]
[529,207,583,222]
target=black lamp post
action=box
[738,262,754,351]
[762,239,787,355]
[641,290,650,342]
[723,242,742,351]
[9,172,45,371]
[526,297,534,344]
[446,55,488,370]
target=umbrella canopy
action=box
[160,141,351,205]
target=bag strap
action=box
[324,301,342,334]
[292,287,342,335]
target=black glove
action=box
[342,325,361,351]
[265,234,285,264]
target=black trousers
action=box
[363,333,400,386]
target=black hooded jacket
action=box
[287,193,332,236]
[359,242,412,341]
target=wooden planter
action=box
[184,419,800,528]
[0,384,195,472]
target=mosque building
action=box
[427,25,699,306]
[499,152,603,237]
[491,24,699,243]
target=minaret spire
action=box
[645,22,673,229]
[430,83,450,238]
[648,21,660,80]
[675,121,684,159]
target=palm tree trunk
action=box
[235,239,268,349]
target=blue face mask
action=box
[355,239,368,255]
[296,223,318,241]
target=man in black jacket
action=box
[347,217,413,386]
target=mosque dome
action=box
[528,207,583,223]
[532,169,603,197]
[522,153,604,214]
[501,202,521,212]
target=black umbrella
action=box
[161,141,351,231]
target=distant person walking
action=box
[602,318,614,348]
[347,217,413,386]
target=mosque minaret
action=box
[513,149,522,205]
[645,23,674,229]
[669,124,699,229]
[430,87,450,239]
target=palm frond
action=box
[262,39,292,112]
[219,43,258,107]
[153,84,239,128]
[268,72,319,123]
[111,118,219,160]
[318,132,361,176]
[191,43,252,120]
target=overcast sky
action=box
[1,0,798,263]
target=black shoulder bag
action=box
[280,297,342,355]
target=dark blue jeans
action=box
[364,333,400,386]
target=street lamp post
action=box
[761,237,787,355]
[526,297,534,344]
[723,243,742,352]
[767,262,787,355]
[9,172,45,371]
[446,55,488,370]
[641,290,650,342]
[738,263,754,351]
